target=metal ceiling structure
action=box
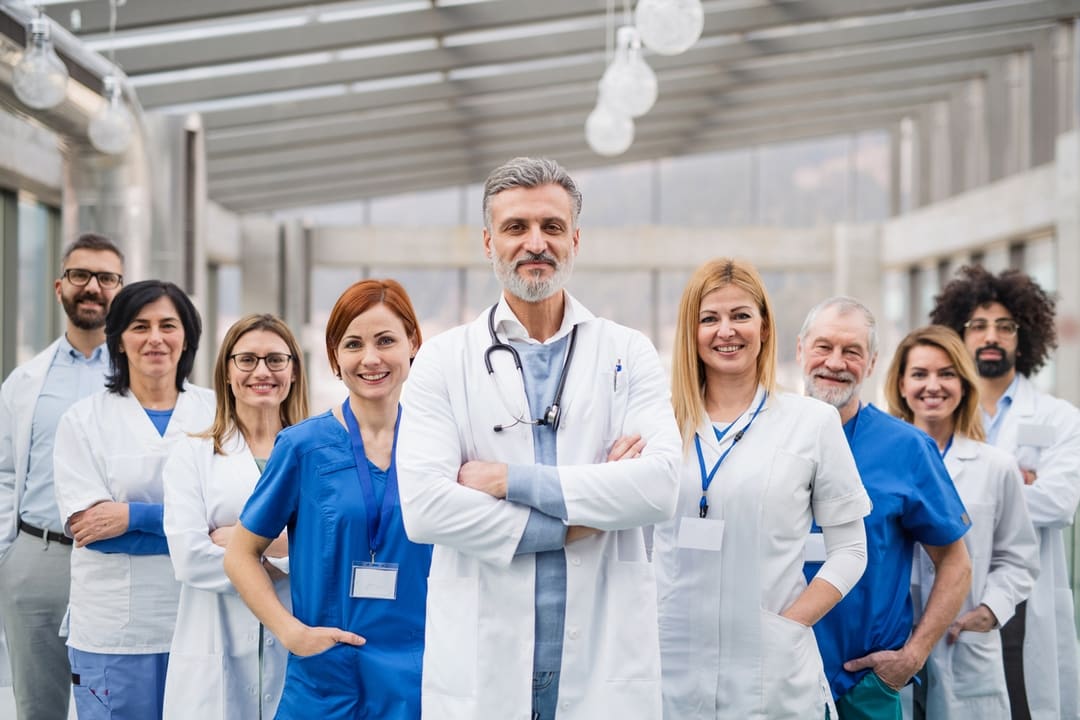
[31,0,1080,213]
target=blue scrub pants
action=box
[276,642,422,720]
[68,647,169,720]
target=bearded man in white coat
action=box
[932,265,1080,720]
[0,234,124,720]
[397,156,681,720]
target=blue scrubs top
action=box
[804,404,969,701]
[240,410,432,717]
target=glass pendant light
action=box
[88,74,134,155]
[12,14,69,110]
[585,100,634,157]
[598,25,657,119]
[634,0,705,56]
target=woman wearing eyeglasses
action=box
[160,314,308,720]
[884,325,1038,719]
[225,279,432,720]
[52,280,215,720]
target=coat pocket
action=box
[950,630,1004,700]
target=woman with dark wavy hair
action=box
[53,280,215,720]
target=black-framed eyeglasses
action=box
[963,319,1020,336]
[229,353,294,372]
[62,268,123,289]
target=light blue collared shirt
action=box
[983,374,1021,445]
[23,335,109,533]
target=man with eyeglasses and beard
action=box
[0,233,124,720]
[932,265,1080,720]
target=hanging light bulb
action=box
[598,25,657,119]
[634,0,705,56]
[88,74,134,155]
[12,14,69,110]
[585,100,634,157]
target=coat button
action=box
[568,554,582,566]
[567,628,579,640]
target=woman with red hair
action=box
[225,279,431,719]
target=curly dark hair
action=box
[929,264,1057,377]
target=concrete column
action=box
[279,219,309,333]
[963,78,990,190]
[929,101,952,203]
[986,56,1011,182]
[1054,130,1080,407]
[1055,22,1077,136]
[1007,52,1033,175]
[240,215,283,318]
[1033,32,1058,167]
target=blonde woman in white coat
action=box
[885,325,1039,719]
[162,314,309,720]
[654,259,872,719]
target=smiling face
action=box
[963,301,1018,380]
[899,343,963,430]
[483,183,579,304]
[227,329,295,414]
[334,302,417,405]
[797,305,876,419]
[55,248,124,331]
[120,295,185,385]
[696,285,764,386]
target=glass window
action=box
[369,187,461,226]
[16,196,60,365]
[756,135,852,227]
[658,150,754,227]
[573,161,654,227]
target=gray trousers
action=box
[0,530,72,720]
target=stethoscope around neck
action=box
[485,303,579,433]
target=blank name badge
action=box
[351,562,398,600]
[803,533,827,563]
[676,517,724,552]
[1017,423,1055,448]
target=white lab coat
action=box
[161,433,290,720]
[52,384,215,653]
[397,294,682,720]
[653,391,870,719]
[910,434,1039,719]
[989,376,1080,720]
[0,337,62,686]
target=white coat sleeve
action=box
[397,337,532,568]
[163,438,236,595]
[52,405,112,532]
[1022,400,1080,529]
[557,332,681,530]
[982,458,1040,626]
[0,379,19,559]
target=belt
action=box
[18,520,73,545]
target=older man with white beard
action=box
[396,156,681,720]
[796,296,972,720]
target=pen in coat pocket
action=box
[613,358,622,391]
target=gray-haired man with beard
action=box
[0,234,124,720]
[397,157,680,720]
[797,297,971,719]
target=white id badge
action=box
[351,562,399,600]
[803,533,827,563]
[676,517,724,551]
[1017,422,1055,448]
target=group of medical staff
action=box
[1,161,1077,720]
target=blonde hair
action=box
[671,258,777,450]
[200,314,310,454]
[884,324,985,441]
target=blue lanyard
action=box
[342,399,401,562]
[940,434,954,459]
[694,391,767,518]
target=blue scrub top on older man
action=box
[803,404,969,701]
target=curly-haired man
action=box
[932,265,1080,720]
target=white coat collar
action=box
[694,384,770,455]
[491,291,595,345]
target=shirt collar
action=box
[492,290,594,344]
[59,334,107,363]
[997,374,1021,411]
[842,402,864,444]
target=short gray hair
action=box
[482,157,583,231]
[799,296,878,357]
